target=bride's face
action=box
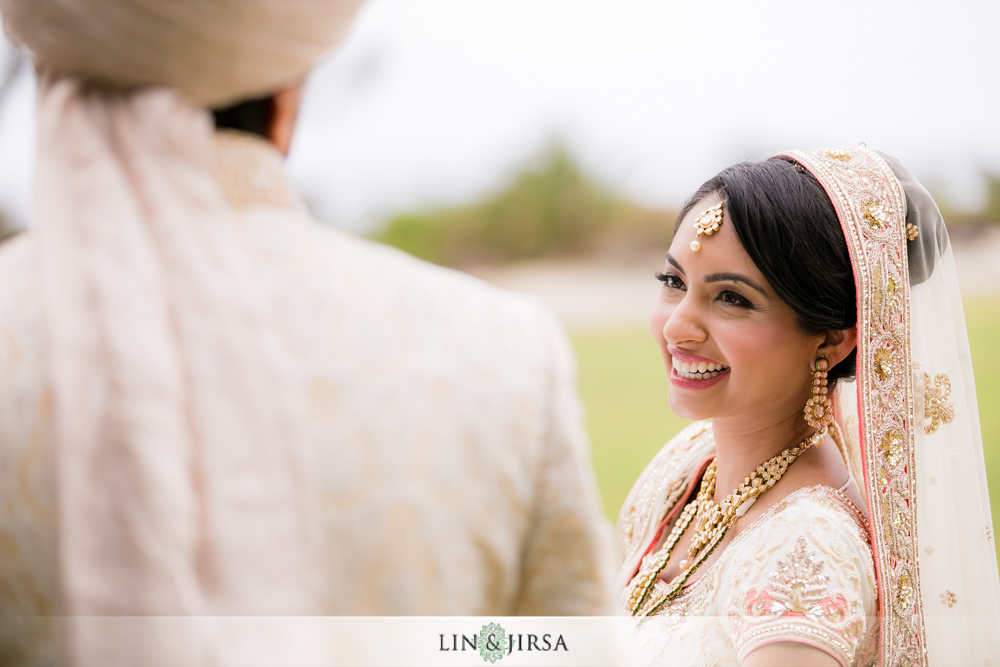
[650,196,821,426]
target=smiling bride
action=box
[616,147,1000,667]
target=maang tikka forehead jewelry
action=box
[690,201,725,252]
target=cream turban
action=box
[2,0,359,106]
[0,1,362,665]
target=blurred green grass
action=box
[570,295,1000,564]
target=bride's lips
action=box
[668,349,730,390]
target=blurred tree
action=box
[372,143,674,267]
[936,170,1000,229]
[984,172,1000,225]
[0,208,18,245]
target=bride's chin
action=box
[666,393,715,422]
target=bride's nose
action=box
[657,294,707,347]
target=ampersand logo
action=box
[477,622,507,663]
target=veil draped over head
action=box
[0,1,361,665]
[777,147,1000,666]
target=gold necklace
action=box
[625,429,824,617]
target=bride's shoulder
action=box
[766,486,870,539]
[726,486,873,570]
[719,487,878,667]
[616,421,714,559]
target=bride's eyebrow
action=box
[664,252,684,274]
[704,272,766,295]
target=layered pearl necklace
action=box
[625,429,825,617]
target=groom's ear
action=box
[818,327,858,369]
[267,81,304,157]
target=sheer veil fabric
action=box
[779,147,1000,666]
[0,1,362,665]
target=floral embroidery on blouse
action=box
[730,535,868,666]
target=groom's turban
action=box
[2,0,359,106]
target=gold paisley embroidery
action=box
[923,372,956,434]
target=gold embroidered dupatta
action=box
[778,147,1000,666]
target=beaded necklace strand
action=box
[625,429,825,617]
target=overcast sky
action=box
[2,0,999,231]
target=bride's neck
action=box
[709,415,814,500]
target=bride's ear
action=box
[817,327,858,369]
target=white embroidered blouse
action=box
[619,422,878,667]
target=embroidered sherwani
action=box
[0,132,615,664]
[618,422,878,667]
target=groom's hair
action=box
[676,158,858,387]
[212,95,272,139]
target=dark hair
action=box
[675,157,857,385]
[212,96,273,139]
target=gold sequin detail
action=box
[940,591,957,608]
[874,348,894,383]
[906,223,919,241]
[923,372,956,435]
[767,536,830,611]
[880,429,904,468]
[862,199,891,230]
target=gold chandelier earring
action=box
[804,357,834,433]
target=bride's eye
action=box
[718,290,753,308]
[655,272,685,290]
